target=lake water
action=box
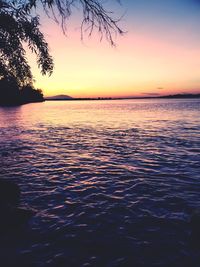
[0,99,200,267]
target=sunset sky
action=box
[28,0,200,98]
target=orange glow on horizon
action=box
[26,16,200,98]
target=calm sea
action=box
[0,99,200,267]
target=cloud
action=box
[142,93,160,96]
[157,87,164,90]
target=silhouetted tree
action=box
[0,0,53,86]
[0,77,20,105]
[0,78,44,105]
[20,84,44,103]
[0,0,122,82]
[0,0,122,105]
[24,0,123,45]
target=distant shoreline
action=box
[45,93,200,101]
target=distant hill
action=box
[45,94,74,100]
[159,93,200,99]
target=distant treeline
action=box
[0,78,44,106]
[112,94,200,100]
[46,97,113,101]
[45,94,200,102]
[159,94,200,99]
[117,94,200,100]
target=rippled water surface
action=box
[0,99,200,267]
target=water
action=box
[0,99,200,267]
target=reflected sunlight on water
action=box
[0,99,200,267]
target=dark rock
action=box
[0,179,20,206]
[0,180,34,229]
[190,210,200,247]
[0,206,34,228]
[191,210,200,233]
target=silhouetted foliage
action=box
[20,84,44,103]
[0,0,53,86]
[0,77,44,105]
[0,0,122,105]
[0,0,122,83]
[23,0,123,45]
[0,77,20,105]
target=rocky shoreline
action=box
[0,179,34,229]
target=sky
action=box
[27,0,200,98]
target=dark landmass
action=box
[118,93,200,100]
[45,94,74,100]
[45,95,112,101]
[0,78,44,106]
[1,82,200,106]
[0,179,34,230]
[45,93,200,101]
[159,93,200,99]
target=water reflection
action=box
[0,99,200,267]
[0,105,22,128]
